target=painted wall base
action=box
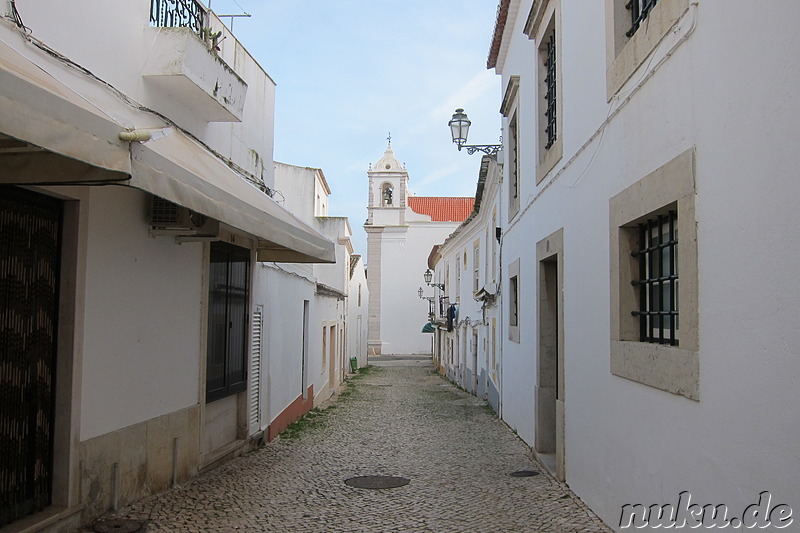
[267,386,314,442]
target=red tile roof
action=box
[408,197,475,222]
[487,0,510,69]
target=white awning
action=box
[0,34,334,264]
[0,37,130,183]
[130,131,336,263]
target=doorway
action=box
[328,325,336,393]
[536,229,564,481]
[471,331,478,394]
[0,187,62,526]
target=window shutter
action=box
[249,305,263,431]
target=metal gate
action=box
[0,187,62,527]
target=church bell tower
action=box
[366,140,408,226]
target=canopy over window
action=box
[130,131,335,263]
[0,35,335,264]
[0,38,130,184]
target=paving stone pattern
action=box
[92,358,611,532]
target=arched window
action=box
[381,182,394,206]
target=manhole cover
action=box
[345,475,410,489]
[510,470,540,477]
[93,518,145,533]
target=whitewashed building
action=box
[259,162,367,440]
[428,156,503,411]
[488,0,800,529]
[0,2,334,530]
[347,254,369,369]
[365,143,473,355]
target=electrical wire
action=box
[2,8,275,197]
[506,1,700,235]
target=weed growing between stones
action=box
[280,408,328,440]
[280,366,381,440]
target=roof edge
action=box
[487,0,510,69]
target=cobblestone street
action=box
[90,357,611,532]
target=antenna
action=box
[217,13,251,32]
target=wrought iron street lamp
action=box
[448,108,502,157]
[418,287,435,318]
[423,269,444,290]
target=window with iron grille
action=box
[544,30,557,150]
[610,149,698,399]
[626,0,659,37]
[509,275,519,327]
[206,242,250,403]
[632,210,678,345]
[473,242,480,293]
[606,0,686,98]
[509,114,519,210]
[508,259,521,342]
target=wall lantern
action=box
[448,108,501,157]
[424,268,445,291]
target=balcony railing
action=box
[150,0,205,35]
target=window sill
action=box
[536,136,563,185]
[610,339,699,400]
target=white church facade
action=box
[365,143,473,355]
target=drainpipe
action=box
[496,154,505,421]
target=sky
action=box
[207,0,502,255]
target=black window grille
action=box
[206,242,250,402]
[509,276,519,327]
[510,117,519,200]
[626,0,659,37]
[544,31,557,150]
[150,0,205,35]
[632,211,678,345]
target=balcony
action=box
[144,0,247,122]
[150,0,205,35]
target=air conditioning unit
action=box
[150,196,219,238]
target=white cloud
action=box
[430,70,498,122]
[412,163,464,191]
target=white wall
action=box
[256,263,314,426]
[81,186,203,440]
[315,217,350,293]
[274,162,317,223]
[265,163,362,412]
[17,1,275,186]
[379,222,461,354]
[434,159,501,403]
[496,0,800,529]
[347,257,369,367]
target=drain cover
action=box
[345,475,410,489]
[92,518,145,533]
[510,470,540,477]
